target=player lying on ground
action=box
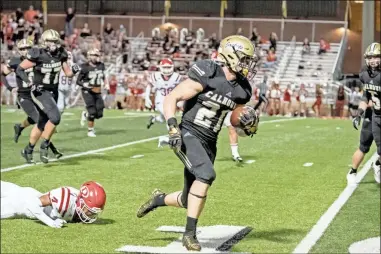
[1,39,63,161]
[137,35,260,251]
[1,180,106,228]
[16,29,80,163]
[77,48,108,138]
[352,42,381,183]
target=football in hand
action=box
[230,106,250,127]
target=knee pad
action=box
[49,114,61,126]
[27,116,35,125]
[37,120,46,131]
[359,144,371,154]
[95,109,103,119]
[87,107,97,121]
[87,114,95,121]
[197,168,216,186]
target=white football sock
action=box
[231,144,240,157]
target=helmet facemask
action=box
[75,198,103,224]
[159,65,174,76]
[365,55,380,71]
[17,39,33,58]
[221,47,259,81]
[18,46,32,58]
[45,39,60,53]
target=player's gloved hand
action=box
[51,218,67,228]
[239,106,260,136]
[82,83,92,92]
[167,117,182,151]
[71,64,81,74]
[352,108,364,130]
[145,97,152,109]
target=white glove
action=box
[51,219,67,228]
[145,97,152,109]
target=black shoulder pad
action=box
[187,60,217,88]
[7,57,22,71]
[26,47,41,62]
[60,48,69,62]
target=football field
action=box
[1,107,379,253]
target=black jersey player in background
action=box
[76,48,107,138]
[16,29,80,163]
[1,39,62,163]
[137,35,260,251]
[352,42,381,184]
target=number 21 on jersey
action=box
[194,100,229,133]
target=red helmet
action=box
[159,58,174,76]
[75,181,106,223]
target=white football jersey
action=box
[58,64,75,91]
[149,72,182,103]
[43,187,79,222]
[350,91,362,105]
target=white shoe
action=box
[346,169,357,185]
[80,111,87,127]
[87,130,96,137]
[232,155,243,162]
[373,163,380,184]
[158,136,169,148]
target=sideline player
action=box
[352,42,381,184]
[77,48,107,137]
[16,29,80,163]
[1,180,106,227]
[136,35,260,251]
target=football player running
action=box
[77,48,108,137]
[137,35,260,251]
[57,51,76,114]
[1,180,106,227]
[16,29,80,164]
[352,42,381,183]
[1,39,62,161]
[145,58,182,146]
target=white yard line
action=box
[292,152,379,254]
[1,118,303,173]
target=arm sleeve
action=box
[187,60,215,89]
[76,65,86,86]
[16,65,31,84]
[25,197,55,228]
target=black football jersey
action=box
[7,56,34,93]
[181,59,252,142]
[360,68,381,115]
[77,62,105,89]
[26,47,68,90]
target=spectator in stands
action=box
[335,85,346,118]
[65,7,75,36]
[16,18,25,41]
[318,38,330,55]
[236,27,243,35]
[106,75,118,109]
[250,27,259,45]
[269,32,277,52]
[4,18,15,50]
[24,5,37,24]
[35,10,44,29]
[208,33,219,50]
[15,8,23,22]
[104,23,114,38]
[80,23,91,38]
[302,37,311,55]
[263,48,277,68]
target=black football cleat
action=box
[40,147,49,164]
[147,116,155,129]
[136,189,164,218]
[21,149,35,164]
[52,149,63,159]
[14,124,23,143]
[232,155,243,162]
[182,232,201,251]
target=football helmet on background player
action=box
[159,58,174,76]
[364,42,380,72]
[87,48,101,64]
[17,39,33,57]
[75,181,106,223]
[41,29,61,53]
[217,35,259,80]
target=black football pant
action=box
[31,89,60,131]
[359,109,374,154]
[17,92,39,125]
[175,128,217,208]
[82,90,104,121]
[372,114,381,156]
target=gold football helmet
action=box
[41,29,61,52]
[17,39,33,57]
[87,48,101,63]
[364,42,380,71]
[217,35,259,80]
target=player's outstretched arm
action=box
[16,59,35,84]
[163,78,203,120]
[25,195,66,228]
[1,64,15,92]
[62,61,80,78]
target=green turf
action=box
[311,170,380,253]
[1,107,378,253]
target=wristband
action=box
[167,117,178,127]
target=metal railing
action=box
[331,23,348,81]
